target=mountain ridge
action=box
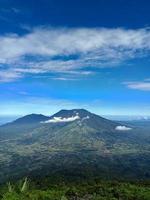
[0,109,131,137]
[0,108,120,126]
[0,109,149,183]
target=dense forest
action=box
[0,178,150,200]
[0,110,150,199]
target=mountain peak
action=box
[52,109,91,118]
[59,108,89,112]
[40,109,91,124]
[12,114,49,124]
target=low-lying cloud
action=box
[42,115,80,123]
[115,125,132,131]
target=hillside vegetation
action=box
[0,178,150,200]
[0,109,150,184]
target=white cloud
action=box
[52,77,76,81]
[0,70,22,82]
[124,80,150,91]
[115,125,132,131]
[42,115,80,123]
[1,27,150,82]
[81,116,90,121]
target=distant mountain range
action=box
[0,109,131,140]
[1,113,150,126]
[0,109,149,183]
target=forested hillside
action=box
[0,178,150,200]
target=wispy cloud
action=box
[1,7,20,14]
[124,80,150,91]
[0,7,21,23]
[1,27,150,82]
[52,77,76,81]
[0,70,22,82]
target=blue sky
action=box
[0,0,150,116]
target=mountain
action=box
[0,109,123,141]
[19,108,129,149]
[0,109,149,183]
[0,114,49,140]
[12,114,50,124]
[28,109,128,150]
[49,109,120,131]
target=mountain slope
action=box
[0,109,149,183]
[0,109,132,144]
[12,114,50,124]
[0,114,50,140]
[0,108,121,138]
[46,108,121,131]
[18,109,135,152]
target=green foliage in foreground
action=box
[0,178,150,200]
